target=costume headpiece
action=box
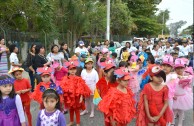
[98,58,115,70]
[162,55,174,67]
[174,58,185,68]
[37,67,53,76]
[0,76,15,86]
[114,67,130,80]
[40,83,63,94]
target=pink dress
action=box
[173,75,193,111]
[128,66,140,94]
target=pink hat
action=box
[101,48,109,54]
[162,55,173,67]
[130,55,138,63]
[174,58,185,68]
[52,62,60,69]
[184,67,193,75]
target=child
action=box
[137,65,173,126]
[173,58,193,126]
[9,67,32,126]
[161,55,178,110]
[36,89,66,126]
[31,67,64,108]
[128,53,140,96]
[121,47,130,62]
[96,59,118,126]
[111,52,119,67]
[0,74,26,126]
[80,57,99,117]
[61,58,91,126]
[98,67,136,126]
[53,61,68,86]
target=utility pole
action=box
[162,11,165,38]
[106,0,110,41]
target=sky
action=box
[157,0,193,31]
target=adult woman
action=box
[9,44,22,70]
[0,37,9,75]
[26,44,36,91]
[60,43,70,61]
[47,45,64,65]
[33,45,50,71]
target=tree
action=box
[169,20,187,37]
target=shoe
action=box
[90,112,94,118]
[80,110,88,115]
[67,122,74,126]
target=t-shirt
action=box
[122,52,130,61]
[9,52,19,70]
[74,47,88,55]
[127,47,137,52]
[14,78,31,102]
[180,46,190,56]
[47,52,64,66]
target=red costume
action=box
[98,87,136,126]
[96,77,118,98]
[60,75,91,124]
[14,78,32,126]
[136,83,173,126]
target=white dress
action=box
[81,68,99,95]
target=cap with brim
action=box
[104,65,115,70]
[85,57,94,64]
[79,41,84,46]
[8,67,24,74]
[174,58,185,68]
[162,55,174,67]
[122,75,131,80]
[68,65,77,69]
[41,72,51,76]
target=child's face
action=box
[0,84,13,95]
[43,97,58,112]
[13,71,23,80]
[68,68,77,75]
[151,76,164,85]
[103,53,108,58]
[41,74,51,83]
[162,64,172,74]
[85,62,93,70]
[175,67,185,75]
[119,79,129,87]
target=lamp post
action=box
[106,0,110,41]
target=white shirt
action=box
[9,52,19,70]
[163,46,173,54]
[75,47,88,55]
[47,52,64,66]
[127,47,137,52]
[147,44,153,50]
[180,46,190,56]
[81,68,99,94]
[151,49,163,61]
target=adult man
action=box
[74,41,88,56]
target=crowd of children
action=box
[0,39,193,126]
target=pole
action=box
[106,0,110,41]
[42,30,47,54]
[0,28,6,46]
[162,12,164,38]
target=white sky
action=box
[157,0,193,31]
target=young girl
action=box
[173,58,193,126]
[96,59,118,126]
[9,67,32,126]
[98,67,136,126]
[0,75,26,126]
[31,66,64,108]
[36,89,66,126]
[80,57,99,117]
[137,65,173,126]
[53,61,68,86]
[128,53,140,102]
[60,58,91,126]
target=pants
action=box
[70,108,80,124]
[23,101,32,126]
[29,71,35,92]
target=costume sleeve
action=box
[163,86,169,101]
[58,112,66,126]
[15,95,26,123]
[36,111,41,126]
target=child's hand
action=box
[79,95,83,103]
[16,90,22,94]
[153,116,160,122]
[21,90,25,94]
[148,116,155,122]
[173,97,177,100]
